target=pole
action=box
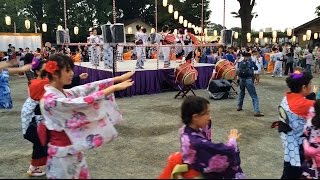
[223,0,226,28]
[14,22,16,33]
[113,0,116,24]
[34,22,37,33]
[64,0,67,29]
[155,0,158,32]
[201,0,204,31]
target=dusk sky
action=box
[209,0,319,31]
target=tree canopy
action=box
[0,0,211,43]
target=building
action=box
[122,18,155,42]
[293,17,320,47]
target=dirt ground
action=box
[0,73,319,179]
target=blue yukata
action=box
[0,69,13,109]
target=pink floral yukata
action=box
[40,78,122,179]
[179,121,245,179]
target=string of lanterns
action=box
[4,15,80,35]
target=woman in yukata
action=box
[0,60,32,109]
[38,54,134,179]
[301,100,320,179]
[273,70,315,179]
[159,96,245,179]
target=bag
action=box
[135,39,143,45]
[238,61,253,78]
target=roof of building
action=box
[294,17,320,32]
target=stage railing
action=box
[63,43,221,74]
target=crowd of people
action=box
[2,25,320,179]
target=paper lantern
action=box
[314,33,318,40]
[292,36,296,42]
[174,11,179,20]
[25,20,31,29]
[74,26,79,35]
[5,16,11,25]
[233,32,238,39]
[179,16,183,24]
[42,23,47,32]
[306,30,312,37]
[255,38,259,43]
[264,37,268,43]
[272,38,277,43]
[151,28,155,33]
[168,5,173,14]
[57,25,63,30]
[213,30,217,36]
[188,23,191,28]
[259,31,263,39]
[272,31,277,38]
[163,0,167,7]
[183,20,187,27]
[303,35,307,41]
[246,33,251,39]
[127,27,132,34]
[287,28,292,36]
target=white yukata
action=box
[89,35,102,66]
[40,78,122,179]
[103,43,113,69]
[135,31,145,68]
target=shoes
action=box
[135,66,144,69]
[254,112,264,117]
[237,107,243,111]
[26,167,46,177]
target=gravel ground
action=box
[1,73,319,179]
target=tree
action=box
[230,0,257,47]
[316,5,320,16]
[207,23,225,35]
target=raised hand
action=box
[119,71,135,82]
[114,79,134,91]
[228,129,241,141]
[79,73,89,80]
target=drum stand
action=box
[174,84,196,99]
[228,79,239,97]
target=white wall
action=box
[0,33,42,52]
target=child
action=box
[21,57,48,176]
[178,96,245,179]
[301,100,320,179]
[39,54,134,179]
[275,70,315,179]
[254,52,263,84]
[0,60,32,109]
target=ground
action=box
[0,73,319,179]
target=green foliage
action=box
[0,0,211,43]
[316,5,320,16]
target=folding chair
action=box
[174,83,196,99]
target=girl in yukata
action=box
[21,57,89,177]
[301,100,320,179]
[89,28,102,66]
[38,54,134,179]
[21,58,48,177]
[178,96,245,179]
[0,60,32,109]
[273,70,315,179]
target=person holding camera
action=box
[237,52,264,117]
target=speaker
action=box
[208,79,231,94]
[111,23,126,43]
[56,30,65,45]
[101,23,126,43]
[56,30,70,45]
[221,30,233,46]
[101,24,112,43]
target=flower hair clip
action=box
[45,60,59,74]
[291,70,303,79]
